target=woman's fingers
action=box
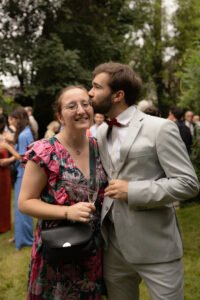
[67,202,95,222]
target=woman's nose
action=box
[76,103,86,113]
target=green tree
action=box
[125,0,175,114]
[173,0,200,57]
[0,84,15,114]
[172,0,200,114]
[0,0,44,89]
[177,46,200,114]
[0,0,133,135]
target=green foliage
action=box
[125,0,173,112]
[0,0,134,135]
[191,124,200,182]
[173,0,200,56]
[0,85,15,114]
[1,0,200,126]
[171,0,200,114]
[177,46,200,114]
[31,34,89,95]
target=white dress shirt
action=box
[107,105,136,173]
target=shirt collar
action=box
[116,105,136,126]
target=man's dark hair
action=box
[143,105,161,117]
[170,106,184,121]
[92,62,142,106]
[0,114,6,134]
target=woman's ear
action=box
[57,113,64,126]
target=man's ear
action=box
[112,90,125,103]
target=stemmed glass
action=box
[88,178,99,220]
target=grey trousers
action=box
[103,225,184,300]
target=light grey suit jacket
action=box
[97,108,199,264]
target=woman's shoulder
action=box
[27,137,56,154]
[23,137,59,169]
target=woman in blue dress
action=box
[0,107,34,249]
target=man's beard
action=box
[91,94,112,116]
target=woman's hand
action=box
[66,202,96,223]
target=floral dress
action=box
[23,136,107,300]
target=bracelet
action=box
[64,208,68,219]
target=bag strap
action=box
[42,138,97,229]
[89,138,97,191]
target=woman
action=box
[0,107,34,248]
[18,86,107,299]
[0,114,12,233]
[44,120,60,139]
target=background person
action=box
[143,105,161,117]
[0,107,34,249]
[87,113,105,137]
[18,86,107,299]
[168,106,192,155]
[184,110,194,136]
[0,114,12,233]
[89,62,199,300]
[25,106,39,140]
[44,120,60,139]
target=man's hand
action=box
[104,179,128,201]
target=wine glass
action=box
[88,178,99,220]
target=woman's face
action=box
[8,116,18,129]
[58,88,93,131]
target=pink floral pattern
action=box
[23,136,107,300]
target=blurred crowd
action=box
[137,100,200,157]
[0,105,60,248]
[0,102,199,244]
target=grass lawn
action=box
[0,202,200,299]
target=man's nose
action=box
[88,88,94,97]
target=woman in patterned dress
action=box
[18,86,107,300]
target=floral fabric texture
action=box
[23,136,107,300]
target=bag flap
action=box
[41,222,93,248]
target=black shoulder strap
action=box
[89,139,97,190]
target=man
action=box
[88,113,105,137]
[184,110,194,136]
[89,62,199,300]
[168,106,192,155]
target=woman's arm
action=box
[18,160,95,222]
[0,141,21,160]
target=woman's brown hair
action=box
[9,107,32,143]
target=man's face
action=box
[94,113,105,126]
[89,73,114,115]
[185,111,194,122]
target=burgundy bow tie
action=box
[105,118,122,128]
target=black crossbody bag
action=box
[41,141,97,264]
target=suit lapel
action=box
[97,109,145,178]
[116,109,144,176]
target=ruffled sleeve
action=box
[22,139,58,176]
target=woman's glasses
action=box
[63,99,92,112]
